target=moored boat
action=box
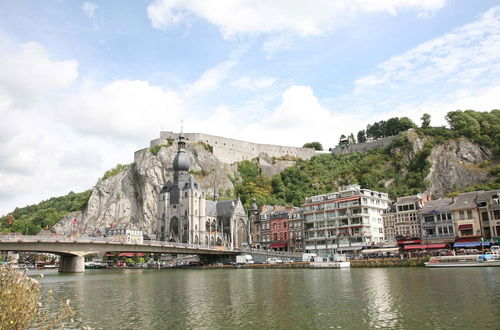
[425,254,500,267]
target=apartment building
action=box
[269,207,289,251]
[303,185,390,255]
[288,207,304,252]
[452,192,482,239]
[253,205,274,250]
[476,190,500,238]
[393,194,429,240]
[419,198,455,244]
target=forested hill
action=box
[234,109,500,207]
[1,109,498,234]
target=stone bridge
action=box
[0,236,238,273]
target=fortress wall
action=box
[152,132,316,164]
[330,136,397,155]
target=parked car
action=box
[266,257,283,264]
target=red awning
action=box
[458,224,473,230]
[455,237,480,242]
[270,243,287,248]
[397,240,422,245]
[118,253,144,257]
[426,243,446,249]
[404,244,446,250]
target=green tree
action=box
[303,142,323,151]
[357,130,367,143]
[421,113,431,128]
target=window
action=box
[467,210,473,219]
[459,211,465,220]
[273,233,278,240]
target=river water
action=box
[35,267,499,329]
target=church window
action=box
[185,210,188,215]
[185,192,188,197]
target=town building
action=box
[287,207,304,252]
[270,206,289,251]
[156,133,249,249]
[107,223,143,244]
[476,190,500,239]
[255,205,274,250]
[393,194,429,241]
[451,192,482,240]
[303,185,390,255]
[419,198,455,245]
[382,203,397,242]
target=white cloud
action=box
[82,2,98,18]
[231,76,277,91]
[62,79,183,141]
[355,5,500,91]
[0,41,78,108]
[147,0,446,38]
[0,39,184,215]
[182,60,236,98]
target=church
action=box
[156,133,249,249]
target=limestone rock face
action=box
[53,143,234,236]
[426,138,492,197]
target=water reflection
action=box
[359,269,399,328]
[35,268,500,329]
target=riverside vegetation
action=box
[1,110,498,234]
[0,266,74,329]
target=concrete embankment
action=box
[350,258,428,268]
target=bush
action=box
[0,266,74,328]
[101,164,128,181]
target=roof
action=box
[205,200,217,216]
[216,199,238,215]
[395,195,420,205]
[420,198,454,214]
[451,191,481,210]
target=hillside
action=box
[1,109,498,235]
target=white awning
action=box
[361,247,400,254]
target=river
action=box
[34,267,499,329]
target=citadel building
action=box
[156,134,249,249]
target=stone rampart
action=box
[150,132,317,164]
[330,136,397,155]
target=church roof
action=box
[216,199,238,215]
[205,200,217,216]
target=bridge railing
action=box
[0,235,236,252]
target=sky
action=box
[0,0,499,215]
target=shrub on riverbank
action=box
[0,266,74,329]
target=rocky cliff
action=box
[399,130,495,198]
[52,143,236,236]
[426,138,493,197]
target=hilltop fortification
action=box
[150,132,317,164]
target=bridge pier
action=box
[58,255,85,273]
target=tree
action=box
[302,142,323,151]
[357,130,367,143]
[421,113,431,128]
[349,133,356,144]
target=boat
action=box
[310,254,351,269]
[425,254,500,267]
[84,261,107,269]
